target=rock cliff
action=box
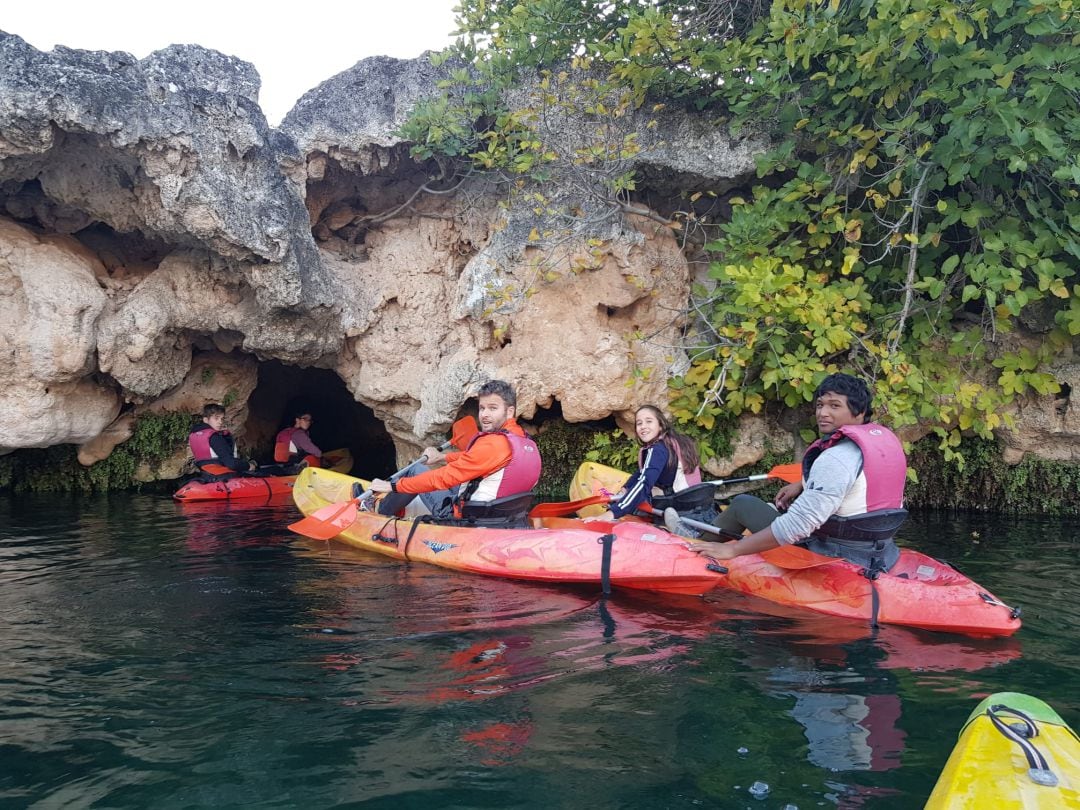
[0,31,1074,476]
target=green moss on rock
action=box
[0,411,193,493]
[907,436,1080,515]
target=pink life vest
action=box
[637,438,702,491]
[189,426,229,463]
[463,429,542,502]
[274,427,299,463]
[802,423,906,511]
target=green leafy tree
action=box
[408,0,1079,463]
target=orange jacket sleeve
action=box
[395,433,513,494]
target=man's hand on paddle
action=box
[420,446,446,465]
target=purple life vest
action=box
[189,426,231,462]
[464,429,542,501]
[803,423,906,511]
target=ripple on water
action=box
[1,495,1079,810]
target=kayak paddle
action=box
[528,494,611,519]
[288,416,479,541]
[702,462,803,487]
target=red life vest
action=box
[461,429,542,503]
[274,427,298,463]
[189,426,230,462]
[189,426,237,475]
[802,423,906,511]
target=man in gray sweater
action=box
[692,373,907,568]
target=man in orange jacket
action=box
[370,379,541,519]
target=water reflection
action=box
[0,494,1077,809]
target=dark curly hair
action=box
[478,379,517,408]
[813,373,873,420]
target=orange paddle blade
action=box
[528,494,609,519]
[288,499,359,540]
[768,463,803,483]
[450,416,480,451]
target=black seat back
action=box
[652,483,716,512]
[459,491,536,527]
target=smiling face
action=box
[294,414,313,430]
[815,391,865,435]
[478,393,514,432]
[635,408,663,444]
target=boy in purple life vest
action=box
[188,403,258,477]
[691,373,908,573]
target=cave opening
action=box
[244,360,397,479]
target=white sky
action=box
[2,1,459,125]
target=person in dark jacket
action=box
[586,405,713,533]
[188,403,256,477]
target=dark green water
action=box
[1,495,1077,809]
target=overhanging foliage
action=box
[407,0,1080,463]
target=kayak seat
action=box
[459,491,537,528]
[652,483,716,512]
[196,469,239,483]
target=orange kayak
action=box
[714,548,1021,637]
[293,468,1022,634]
[291,468,725,595]
[175,449,353,502]
[569,462,1021,637]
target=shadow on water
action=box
[0,494,1077,808]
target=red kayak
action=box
[568,462,1021,637]
[174,449,353,502]
[542,516,1021,637]
[292,469,1021,635]
[716,544,1022,637]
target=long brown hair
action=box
[635,405,700,474]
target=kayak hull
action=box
[292,468,725,595]
[174,449,353,502]
[718,550,1020,637]
[575,462,1021,637]
[926,692,1080,808]
[175,474,297,501]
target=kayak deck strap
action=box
[987,705,1059,787]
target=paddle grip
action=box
[702,473,769,486]
[639,502,721,537]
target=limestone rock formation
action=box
[2,30,1074,482]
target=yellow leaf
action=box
[528,228,540,242]
[889,178,902,197]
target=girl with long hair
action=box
[588,406,711,530]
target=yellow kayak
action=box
[926,692,1080,808]
[568,461,630,517]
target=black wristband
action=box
[390,480,398,493]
